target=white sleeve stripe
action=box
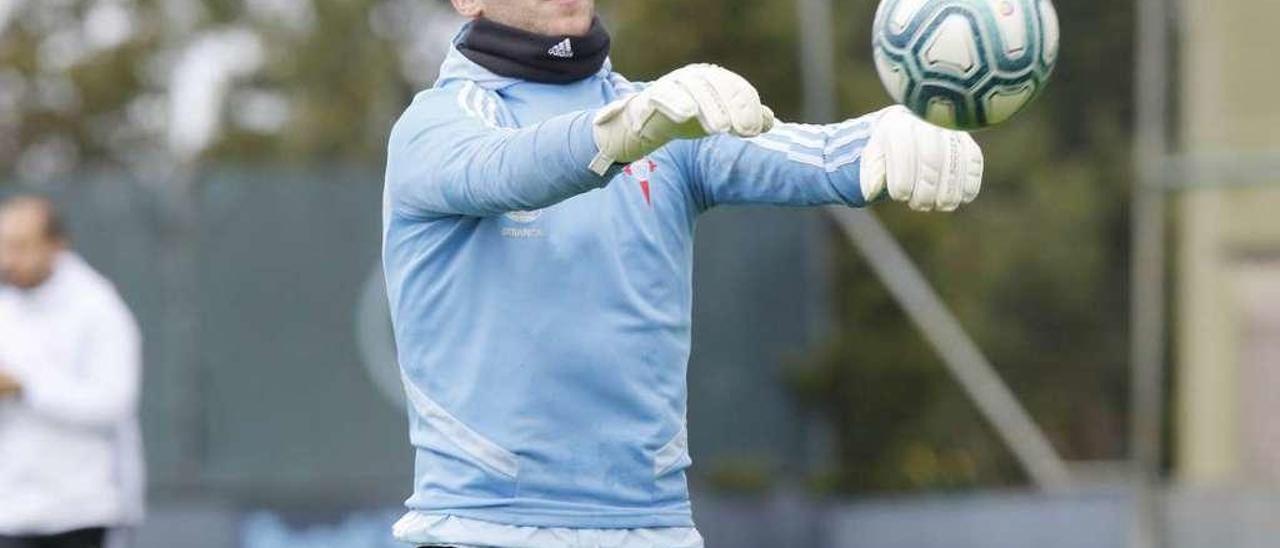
[468,87,489,126]
[457,83,482,122]
[483,93,498,126]
[754,131,824,150]
[779,117,872,132]
[455,84,474,117]
[769,121,872,143]
[825,147,867,171]
[744,137,827,169]
[453,80,522,130]
[457,82,509,128]
[753,128,872,157]
[459,82,497,128]
[827,130,872,151]
[465,83,480,118]
[747,130,871,172]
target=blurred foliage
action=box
[702,456,778,495]
[1,0,1133,495]
[0,0,452,180]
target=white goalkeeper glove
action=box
[590,64,775,175]
[859,106,984,212]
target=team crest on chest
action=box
[623,158,658,206]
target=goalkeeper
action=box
[383,1,984,546]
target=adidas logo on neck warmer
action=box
[548,38,574,58]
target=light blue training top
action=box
[382,46,879,531]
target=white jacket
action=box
[0,252,144,535]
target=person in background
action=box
[0,196,145,548]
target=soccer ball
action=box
[872,0,1060,130]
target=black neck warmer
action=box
[456,16,611,84]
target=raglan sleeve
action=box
[681,111,885,211]
[385,85,614,218]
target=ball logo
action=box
[505,210,543,223]
[999,0,1015,16]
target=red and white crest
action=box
[623,158,658,206]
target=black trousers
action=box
[0,528,107,548]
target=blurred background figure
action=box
[0,196,145,548]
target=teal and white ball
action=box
[872,0,1060,130]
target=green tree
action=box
[0,0,456,180]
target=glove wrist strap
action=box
[588,152,616,176]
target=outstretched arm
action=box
[686,106,984,212]
[386,65,774,218]
[385,86,608,218]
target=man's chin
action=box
[546,0,587,10]
[540,3,593,35]
[545,16,592,36]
